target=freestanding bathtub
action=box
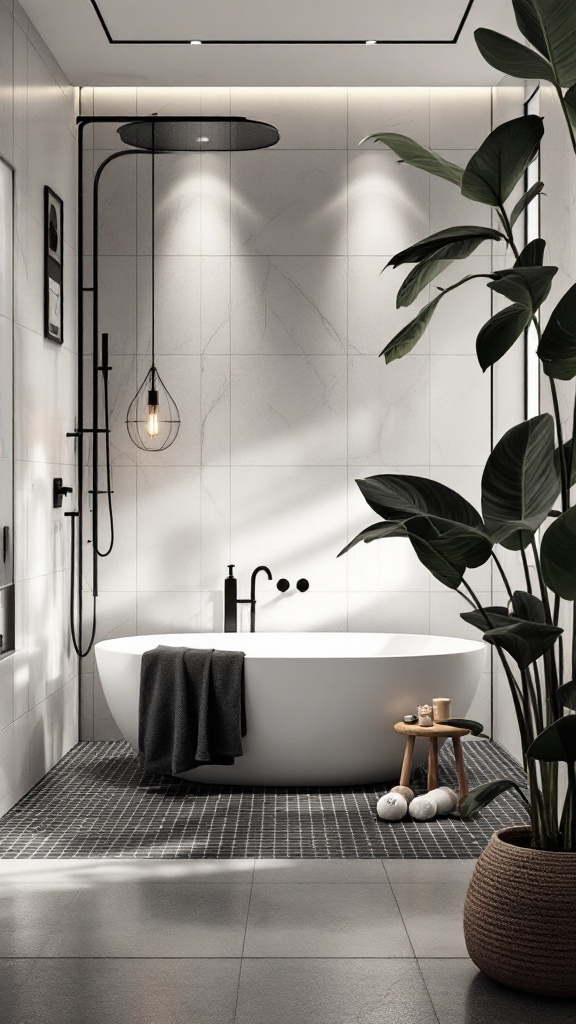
[95,632,485,786]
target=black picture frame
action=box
[44,186,63,344]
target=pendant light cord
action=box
[151,120,156,383]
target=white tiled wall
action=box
[0,0,78,815]
[80,86,498,740]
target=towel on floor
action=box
[138,645,246,775]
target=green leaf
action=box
[441,718,486,736]
[514,237,546,267]
[565,85,576,129]
[387,226,504,268]
[541,506,576,598]
[513,0,576,87]
[556,680,576,712]
[474,28,554,83]
[554,438,576,487]
[356,475,484,527]
[528,715,576,762]
[483,620,562,670]
[361,132,464,186]
[337,521,408,557]
[461,606,513,632]
[407,516,492,591]
[462,116,544,207]
[476,304,532,371]
[482,414,559,549]
[382,295,442,362]
[460,778,531,819]
[511,590,546,623]
[489,266,556,310]
[396,238,494,308]
[538,284,576,380]
[510,182,544,228]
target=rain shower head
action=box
[117,116,280,152]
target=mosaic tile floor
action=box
[0,740,528,859]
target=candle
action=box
[417,704,434,727]
[433,697,451,723]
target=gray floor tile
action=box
[254,858,387,883]
[0,858,255,887]
[419,957,576,1023]
[0,889,81,956]
[0,957,241,1024]
[41,883,252,958]
[235,958,438,1024]
[243,882,413,958]
[391,885,468,957]
[383,858,477,884]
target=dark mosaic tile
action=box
[0,740,527,859]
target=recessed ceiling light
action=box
[365,40,378,45]
[190,40,202,45]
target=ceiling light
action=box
[365,40,378,46]
[190,39,202,45]
[196,136,210,143]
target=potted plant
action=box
[341,0,576,998]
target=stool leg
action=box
[427,737,439,791]
[452,737,469,803]
[399,735,415,787]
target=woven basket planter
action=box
[464,825,576,997]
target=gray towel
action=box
[138,645,246,775]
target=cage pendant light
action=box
[126,122,180,451]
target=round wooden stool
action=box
[393,721,471,803]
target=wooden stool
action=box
[393,721,471,803]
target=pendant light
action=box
[126,120,180,451]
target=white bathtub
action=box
[95,632,486,786]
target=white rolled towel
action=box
[376,793,408,821]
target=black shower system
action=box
[70,114,280,659]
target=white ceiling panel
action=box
[98,0,466,42]
[21,0,523,86]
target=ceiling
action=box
[22,0,523,87]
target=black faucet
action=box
[224,565,273,632]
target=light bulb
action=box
[146,388,159,437]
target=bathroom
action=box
[1,0,576,1019]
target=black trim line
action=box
[88,0,476,46]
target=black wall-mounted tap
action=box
[224,564,273,633]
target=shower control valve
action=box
[53,478,73,509]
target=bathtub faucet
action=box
[224,565,273,632]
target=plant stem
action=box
[530,537,553,625]
[519,546,533,595]
[555,84,576,159]
[549,376,569,511]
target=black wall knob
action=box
[276,578,290,593]
[296,578,309,592]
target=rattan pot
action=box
[464,825,576,997]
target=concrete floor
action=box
[0,858,573,1023]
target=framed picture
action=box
[44,186,63,343]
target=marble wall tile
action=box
[348,150,429,257]
[430,88,491,150]
[14,325,76,465]
[230,466,348,593]
[231,150,347,256]
[14,461,70,583]
[429,355,491,466]
[0,1,14,166]
[200,466,231,591]
[231,256,347,355]
[348,88,430,150]
[147,152,231,257]
[200,354,231,467]
[133,353,202,467]
[136,591,207,635]
[0,655,14,732]
[348,354,430,465]
[254,590,348,632]
[231,354,347,466]
[231,87,347,150]
[136,465,201,592]
[97,466,137,592]
[347,591,430,634]
[428,256,492,356]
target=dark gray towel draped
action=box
[138,646,246,775]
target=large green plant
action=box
[343,0,576,851]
